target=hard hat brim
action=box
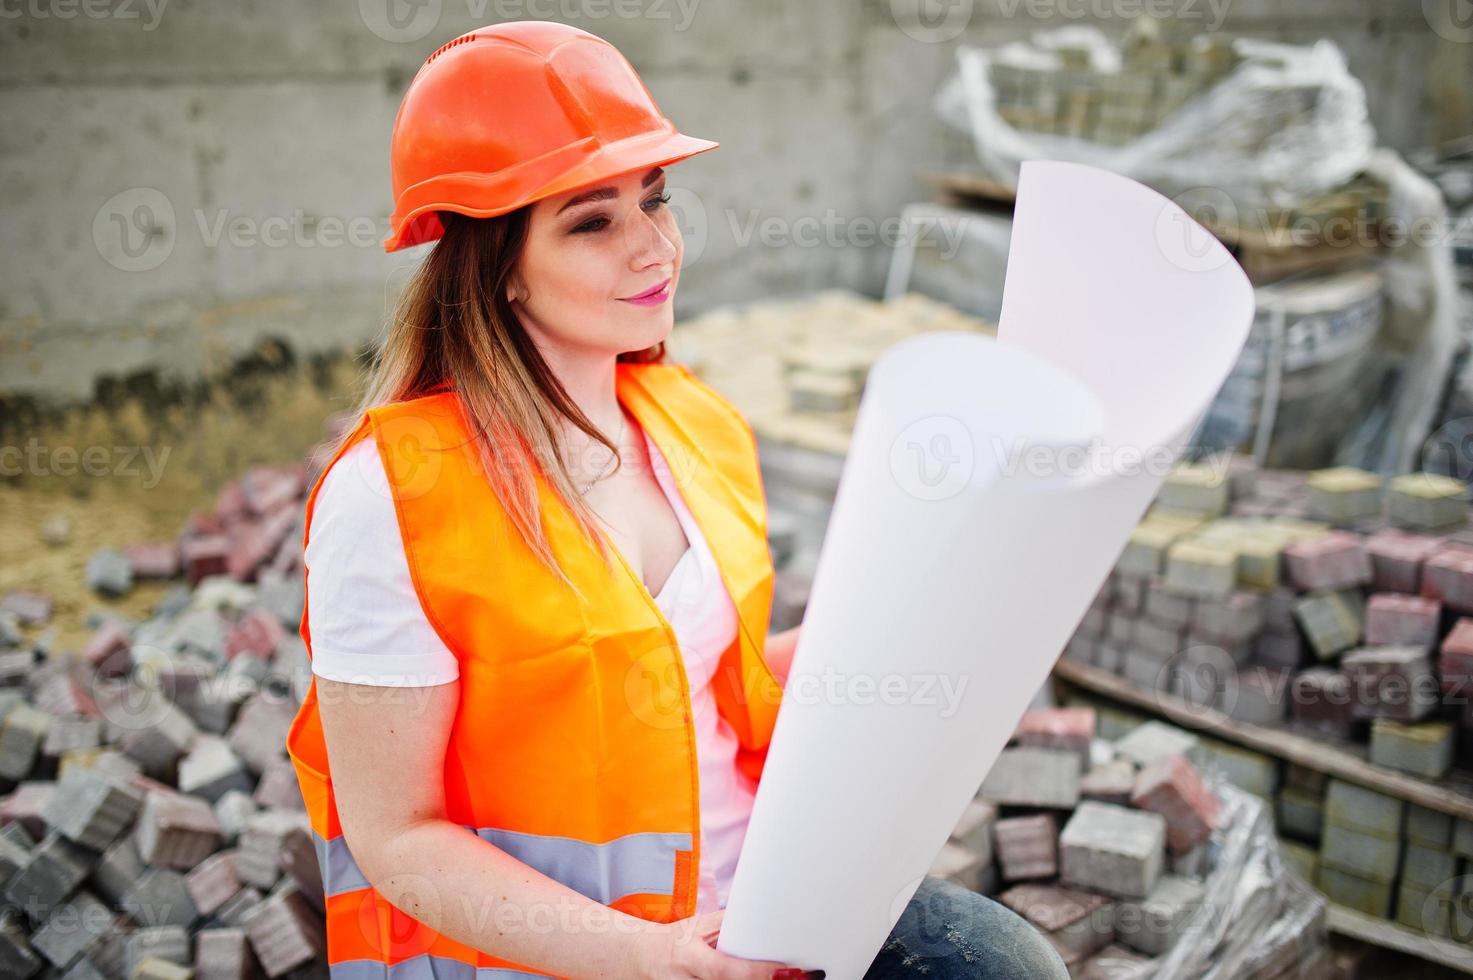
[383,129,719,253]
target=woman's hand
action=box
[621,910,819,979]
[764,624,802,689]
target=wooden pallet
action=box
[1052,658,1473,819]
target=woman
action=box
[285,20,1069,980]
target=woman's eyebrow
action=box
[556,167,665,215]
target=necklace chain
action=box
[579,410,628,495]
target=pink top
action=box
[639,426,758,914]
[305,427,756,912]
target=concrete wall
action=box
[1,0,1467,405]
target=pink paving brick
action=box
[216,479,249,523]
[226,507,298,583]
[225,609,287,661]
[1129,753,1220,855]
[1014,707,1096,763]
[994,813,1059,881]
[1365,593,1442,649]
[0,781,52,839]
[81,621,131,674]
[181,534,232,586]
[1283,532,1372,591]
[1365,529,1443,593]
[0,590,53,626]
[1422,547,1473,613]
[1441,618,1473,698]
[125,542,181,580]
[242,464,304,517]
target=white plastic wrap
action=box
[935,29,1376,212]
[1111,780,1329,980]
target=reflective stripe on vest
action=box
[328,955,549,979]
[315,830,371,898]
[314,825,689,904]
[471,827,691,904]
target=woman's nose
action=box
[624,208,678,266]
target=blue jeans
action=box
[863,876,1070,979]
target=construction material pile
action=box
[1063,455,1473,935]
[668,288,994,460]
[0,447,325,977]
[669,289,993,572]
[935,22,1378,220]
[936,708,1327,979]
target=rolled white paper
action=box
[715,160,1254,977]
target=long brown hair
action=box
[330,209,665,595]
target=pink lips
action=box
[621,277,671,306]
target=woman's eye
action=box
[570,193,670,234]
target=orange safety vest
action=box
[286,359,785,978]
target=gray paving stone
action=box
[980,748,1081,809]
[40,769,143,851]
[1115,874,1204,955]
[1060,802,1167,900]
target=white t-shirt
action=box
[304,429,757,913]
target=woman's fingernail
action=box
[770,971,804,979]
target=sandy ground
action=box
[0,357,362,651]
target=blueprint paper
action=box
[716,161,1255,977]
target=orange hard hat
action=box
[383,21,718,252]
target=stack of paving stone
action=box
[931,709,1327,977]
[1267,770,1473,941]
[0,600,325,979]
[1061,685,1473,946]
[0,412,348,977]
[665,288,994,575]
[1063,457,1473,775]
